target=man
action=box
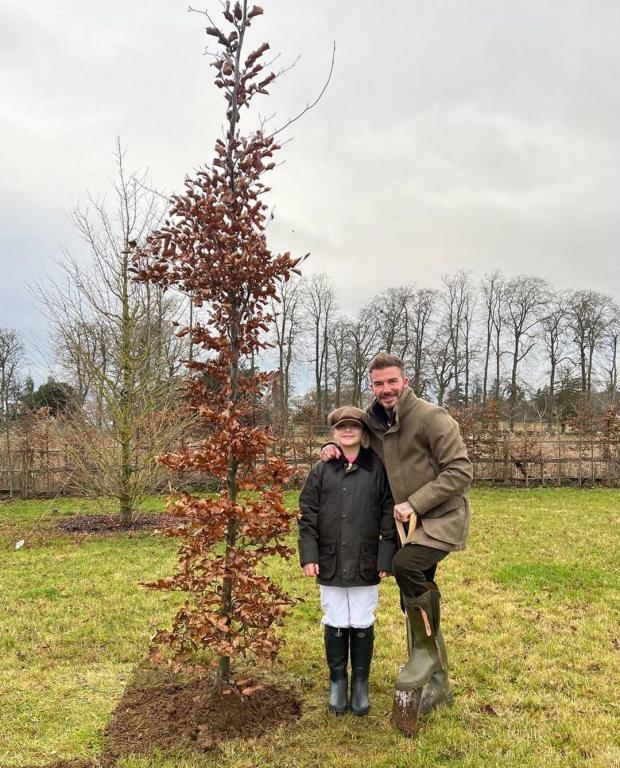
[321,353,472,719]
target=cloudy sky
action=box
[1,0,619,381]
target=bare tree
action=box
[441,270,475,407]
[407,287,437,397]
[603,304,620,404]
[502,275,549,429]
[269,274,302,429]
[373,285,412,359]
[348,304,381,406]
[34,141,189,525]
[480,271,504,402]
[428,324,456,407]
[328,315,352,408]
[540,289,572,429]
[461,282,477,407]
[302,273,336,423]
[0,329,24,497]
[567,289,613,398]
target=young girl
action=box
[298,406,396,715]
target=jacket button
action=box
[342,542,347,547]
[342,514,346,519]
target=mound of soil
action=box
[99,665,301,766]
[58,514,176,535]
[19,760,97,768]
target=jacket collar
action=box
[334,445,374,471]
[368,387,417,432]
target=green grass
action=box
[1,488,619,767]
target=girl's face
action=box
[333,423,363,450]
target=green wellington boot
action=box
[324,625,349,714]
[419,585,453,713]
[395,590,441,692]
[350,625,374,716]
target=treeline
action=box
[1,146,619,506]
[269,271,619,432]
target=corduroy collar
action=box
[334,445,374,471]
[369,387,417,430]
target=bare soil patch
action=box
[99,664,301,766]
[58,513,176,535]
[19,761,98,768]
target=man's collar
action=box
[369,387,416,427]
[369,399,393,427]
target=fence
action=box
[1,418,620,499]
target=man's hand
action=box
[302,563,319,577]
[394,501,415,523]
[379,571,392,578]
[320,444,341,462]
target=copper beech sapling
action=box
[133,1,309,685]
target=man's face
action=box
[369,366,409,410]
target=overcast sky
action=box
[1,0,619,382]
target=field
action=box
[1,489,619,767]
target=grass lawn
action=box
[0,488,619,767]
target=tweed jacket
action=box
[365,388,472,552]
[298,447,397,587]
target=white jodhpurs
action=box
[319,584,379,629]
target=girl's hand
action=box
[303,563,320,577]
[379,571,392,578]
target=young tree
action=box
[133,1,306,684]
[34,141,188,526]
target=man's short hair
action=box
[368,353,406,376]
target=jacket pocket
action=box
[319,540,337,580]
[359,539,379,582]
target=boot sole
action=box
[420,691,454,714]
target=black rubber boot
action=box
[324,625,349,714]
[349,625,374,716]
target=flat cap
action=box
[328,405,366,429]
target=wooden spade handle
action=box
[395,513,418,547]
